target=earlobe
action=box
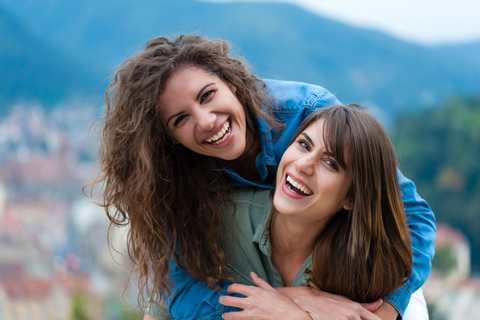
[343,199,354,211]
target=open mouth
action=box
[286,174,312,196]
[204,119,232,145]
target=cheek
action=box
[173,128,195,146]
[276,160,288,183]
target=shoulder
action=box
[224,188,272,228]
[263,79,341,112]
[230,188,272,209]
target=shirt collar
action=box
[252,206,314,287]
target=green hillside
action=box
[0,0,479,118]
[394,96,480,270]
[0,6,102,113]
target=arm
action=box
[220,273,311,320]
[147,255,241,320]
[221,272,381,320]
[384,170,436,317]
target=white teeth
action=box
[205,121,231,144]
[286,175,312,195]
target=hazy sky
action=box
[206,0,480,45]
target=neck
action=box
[270,211,326,286]
[271,213,319,257]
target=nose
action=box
[294,154,314,176]
[194,108,216,132]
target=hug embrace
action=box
[88,35,436,320]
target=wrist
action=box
[374,301,399,320]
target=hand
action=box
[219,272,311,320]
[277,286,382,320]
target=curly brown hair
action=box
[85,34,280,308]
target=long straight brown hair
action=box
[296,105,412,302]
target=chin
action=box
[272,192,284,212]
[220,149,243,161]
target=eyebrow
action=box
[165,82,216,127]
[300,132,314,146]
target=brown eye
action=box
[173,114,188,127]
[325,159,339,170]
[200,90,214,103]
[298,140,310,150]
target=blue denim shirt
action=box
[159,79,436,319]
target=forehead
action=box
[162,66,217,96]
[303,119,326,143]
[158,66,218,118]
[304,117,351,167]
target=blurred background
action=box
[0,0,479,319]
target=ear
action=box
[343,198,354,211]
[227,81,237,94]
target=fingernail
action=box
[251,271,258,278]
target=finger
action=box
[360,308,382,320]
[250,271,275,291]
[227,283,256,296]
[360,313,382,320]
[219,295,248,309]
[362,299,383,312]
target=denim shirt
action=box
[152,79,436,319]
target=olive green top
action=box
[149,188,312,319]
[220,188,312,287]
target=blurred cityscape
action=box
[0,104,140,319]
[1,1,479,318]
[0,101,479,319]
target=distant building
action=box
[423,223,477,319]
[0,181,5,219]
[0,277,71,320]
[432,277,480,320]
[435,224,471,280]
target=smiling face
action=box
[159,66,249,160]
[273,119,353,225]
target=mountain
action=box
[0,6,102,113]
[1,0,479,118]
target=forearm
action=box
[374,301,398,320]
[156,256,240,320]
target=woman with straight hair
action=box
[217,105,413,319]
[86,34,435,319]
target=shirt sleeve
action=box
[383,169,436,317]
[148,255,241,320]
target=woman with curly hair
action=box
[87,34,435,319]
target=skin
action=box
[142,123,400,319]
[219,119,399,320]
[273,120,353,234]
[271,120,353,287]
[221,273,383,320]
[149,78,400,319]
[159,66,256,162]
